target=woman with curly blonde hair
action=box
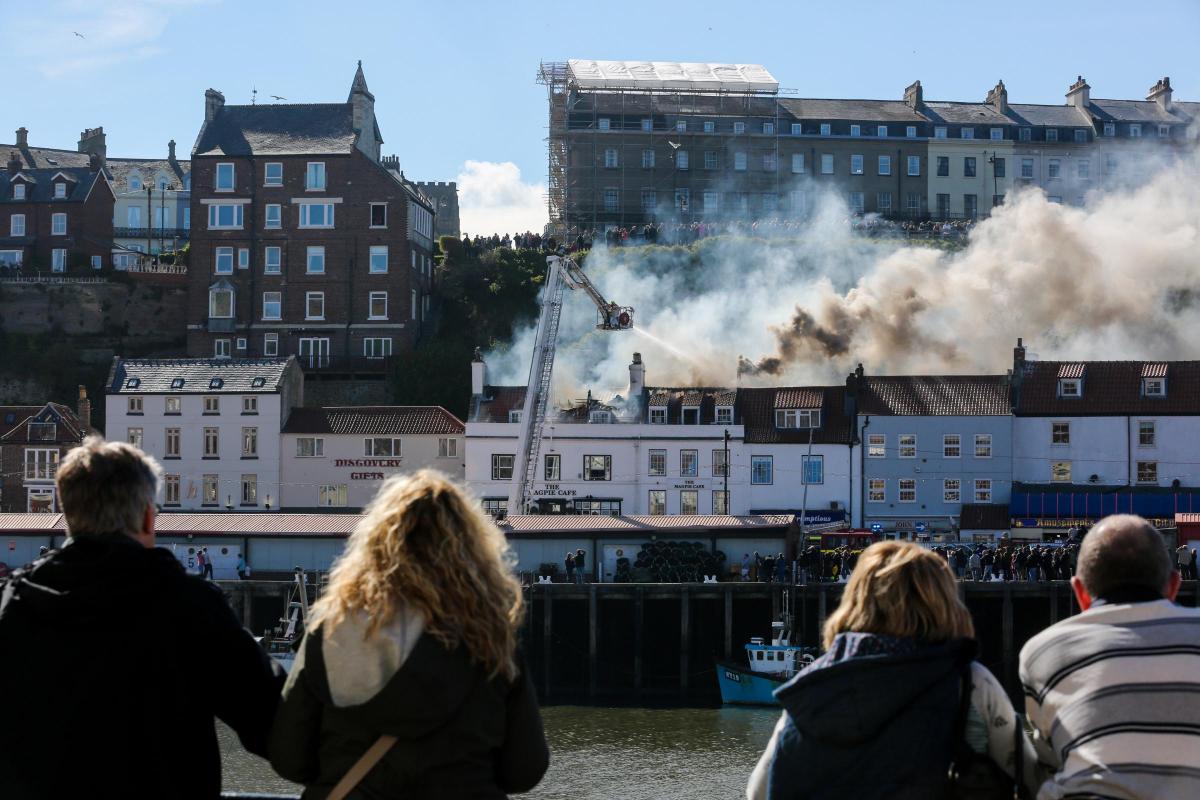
[269,470,548,799]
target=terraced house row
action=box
[539,60,1199,231]
[466,344,1200,543]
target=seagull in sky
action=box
[270,95,287,101]
[73,31,85,39]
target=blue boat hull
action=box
[716,661,784,706]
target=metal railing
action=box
[114,226,190,238]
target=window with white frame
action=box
[306,246,325,274]
[242,395,258,414]
[238,248,249,270]
[641,149,655,168]
[791,153,805,174]
[1139,420,1156,447]
[583,454,611,481]
[775,409,820,429]
[213,247,234,274]
[898,478,917,502]
[363,337,392,359]
[597,118,610,131]
[264,246,281,274]
[898,434,917,458]
[906,125,917,138]
[1137,461,1157,484]
[164,475,180,505]
[850,154,864,175]
[54,182,67,198]
[734,121,746,134]
[867,433,885,457]
[849,192,865,213]
[319,484,347,507]
[202,395,220,414]
[242,427,258,457]
[201,475,218,505]
[365,437,402,457]
[679,490,698,515]
[368,291,388,320]
[1143,377,1165,397]
[299,203,334,228]
[761,153,775,171]
[51,248,67,272]
[877,155,891,176]
[944,479,961,503]
[263,333,278,356]
[974,434,992,458]
[645,448,667,477]
[849,124,861,137]
[305,162,326,191]
[712,449,728,478]
[209,287,233,318]
[802,455,823,484]
[370,203,387,228]
[907,155,920,176]
[604,148,618,168]
[675,120,687,133]
[603,188,619,212]
[763,121,775,134]
[203,427,219,457]
[262,292,281,320]
[265,204,281,229]
[743,455,769,485]
[820,154,834,174]
[1078,160,1090,180]
[296,437,324,457]
[934,126,947,139]
[648,490,666,515]
[51,213,66,235]
[411,289,419,320]
[1048,159,1061,179]
[677,150,689,170]
[819,123,831,135]
[939,433,960,458]
[1074,129,1088,143]
[680,449,698,477]
[241,474,258,505]
[713,490,729,515]
[1104,123,1116,137]
[215,163,235,191]
[1051,422,1070,444]
[960,127,974,139]
[10,214,25,237]
[294,294,322,325]
[208,203,244,229]
[126,427,143,448]
[439,438,459,459]
[164,396,181,414]
[789,123,801,135]
[704,151,719,170]
[715,406,733,425]
[1058,379,1080,397]
[24,448,59,480]
[649,407,666,424]
[974,479,992,502]
[264,163,283,186]
[491,454,514,480]
[877,192,892,213]
[13,183,26,200]
[734,152,748,171]
[868,478,886,502]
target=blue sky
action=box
[9,0,1200,232]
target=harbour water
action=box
[219,705,779,798]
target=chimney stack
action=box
[986,80,1008,114]
[77,127,106,166]
[77,385,92,432]
[628,352,646,400]
[204,89,225,123]
[903,80,923,109]
[471,348,487,395]
[1066,76,1090,110]
[1147,77,1172,112]
[168,139,177,164]
[1010,338,1027,410]
[15,127,28,148]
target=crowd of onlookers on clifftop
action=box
[0,435,1196,799]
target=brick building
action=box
[186,63,436,371]
[0,389,92,512]
[0,127,114,271]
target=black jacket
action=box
[765,634,976,800]
[0,535,284,800]
[269,621,549,799]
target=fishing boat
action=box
[256,568,309,671]
[716,619,816,706]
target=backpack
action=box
[947,663,1025,799]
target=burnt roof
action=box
[471,386,527,423]
[282,406,463,435]
[193,103,358,157]
[1015,361,1200,416]
[858,376,1011,416]
[739,386,853,445]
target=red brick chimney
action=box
[77,385,92,433]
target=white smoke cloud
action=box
[456,161,548,237]
[486,146,1200,402]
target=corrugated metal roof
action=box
[500,514,793,534]
[0,513,64,531]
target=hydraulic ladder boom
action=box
[506,255,632,515]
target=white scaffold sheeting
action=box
[566,60,779,93]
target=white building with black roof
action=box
[105,357,302,511]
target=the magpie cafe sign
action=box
[532,484,578,497]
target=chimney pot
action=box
[15,127,28,148]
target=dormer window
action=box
[13,184,25,200]
[129,175,142,191]
[28,422,56,441]
[125,378,140,389]
[1058,379,1081,397]
[1143,378,1166,397]
[775,409,821,428]
[649,407,667,424]
[681,406,700,425]
[715,406,733,425]
[251,377,266,388]
[589,410,612,424]
[54,182,66,199]
[170,378,185,389]
[209,378,224,390]
[508,410,522,423]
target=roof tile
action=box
[1017,361,1200,415]
[107,357,295,394]
[282,406,464,435]
[858,376,1011,416]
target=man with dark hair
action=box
[1019,514,1198,799]
[0,438,284,799]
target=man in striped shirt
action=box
[1019,514,1199,799]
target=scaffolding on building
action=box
[537,60,786,238]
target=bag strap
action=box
[326,734,399,800]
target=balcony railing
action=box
[114,227,190,239]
